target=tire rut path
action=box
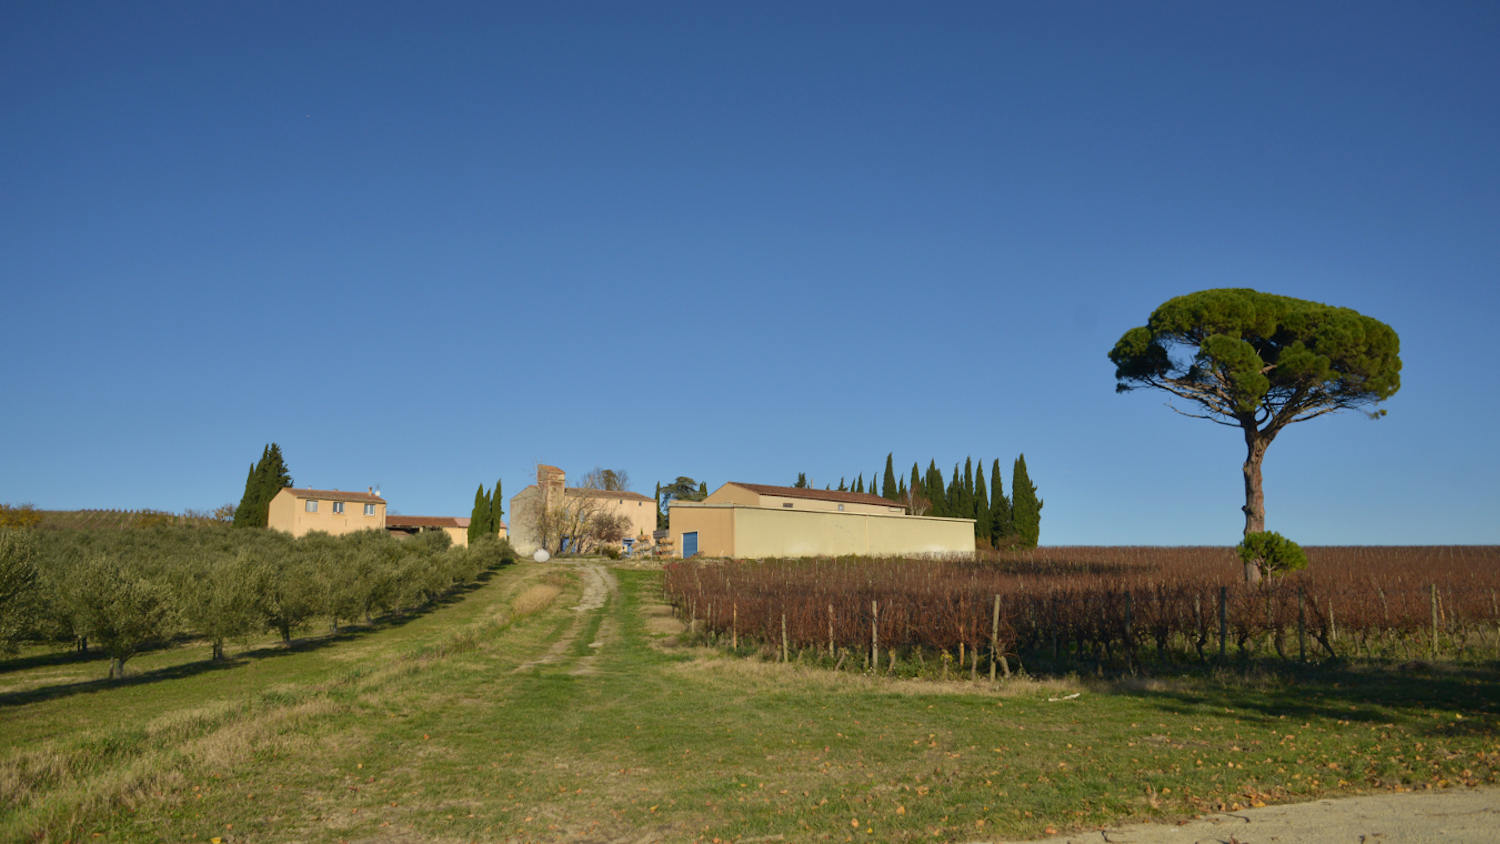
[512,561,617,674]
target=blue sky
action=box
[4,2,1497,544]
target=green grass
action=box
[2,561,1497,842]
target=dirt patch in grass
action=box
[639,595,686,642]
[511,582,563,618]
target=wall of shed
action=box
[669,503,972,559]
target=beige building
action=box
[385,515,506,547]
[668,482,974,559]
[267,487,387,538]
[508,465,657,555]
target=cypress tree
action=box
[881,453,898,501]
[469,484,490,544]
[1011,454,1043,548]
[898,477,906,499]
[949,462,966,524]
[233,463,258,527]
[973,463,991,543]
[925,461,945,517]
[838,477,847,491]
[963,458,975,514]
[234,443,293,528]
[990,458,1013,542]
[794,472,808,488]
[854,474,864,493]
[655,482,666,530]
[697,481,707,498]
[490,478,504,536]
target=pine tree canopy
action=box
[1110,288,1399,577]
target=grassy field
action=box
[2,560,1497,842]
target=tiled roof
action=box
[565,488,653,502]
[386,515,465,529]
[727,483,906,510]
[283,488,385,504]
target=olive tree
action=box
[72,555,177,679]
[0,530,38,652]
[1109,289,1400,582]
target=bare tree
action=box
[904,486,932,517]
[579,468,630,491]
[531,494,636,556]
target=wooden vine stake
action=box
[732,603,738,650]
[871,600,879,671]
[1217,586,1228,660]
[781,612,789,663]
[1431,583,1439,658]
[990,594,1001,682]
[828,603,835,659]
[1296,586,1306,663]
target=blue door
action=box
[682,531,699,558]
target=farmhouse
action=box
[385,515,506,547]
[667,482,974,558]
[508,465,658,555]
[267,487,387,538]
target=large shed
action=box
[668,482,973,558]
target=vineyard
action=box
[663,546,1500,677]
[34,509,223,530]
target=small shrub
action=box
[1237,531,1308,578]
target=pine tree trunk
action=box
[1241,429,1270,584]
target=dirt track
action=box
[1003,785,1500,843]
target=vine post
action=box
[781,612,789,663]
[990,594,1000,682]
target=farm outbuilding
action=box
[386,515,505,547]
[667,483,974,559]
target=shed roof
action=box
[726,483,906,510]
[386,515,468,529]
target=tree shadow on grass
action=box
[1116,660,1500,738]
[0,568,509,710]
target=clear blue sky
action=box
[4,2,1497,544]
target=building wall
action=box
[508,486,655,555]
[267,489,386,538]
[669,503,973,559]
[508,487,545,554]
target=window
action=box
[305,500,318,513]
[837,504,845,511]
[364,503,376,516]
[782,502,793,508]
[333,501,345,514]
